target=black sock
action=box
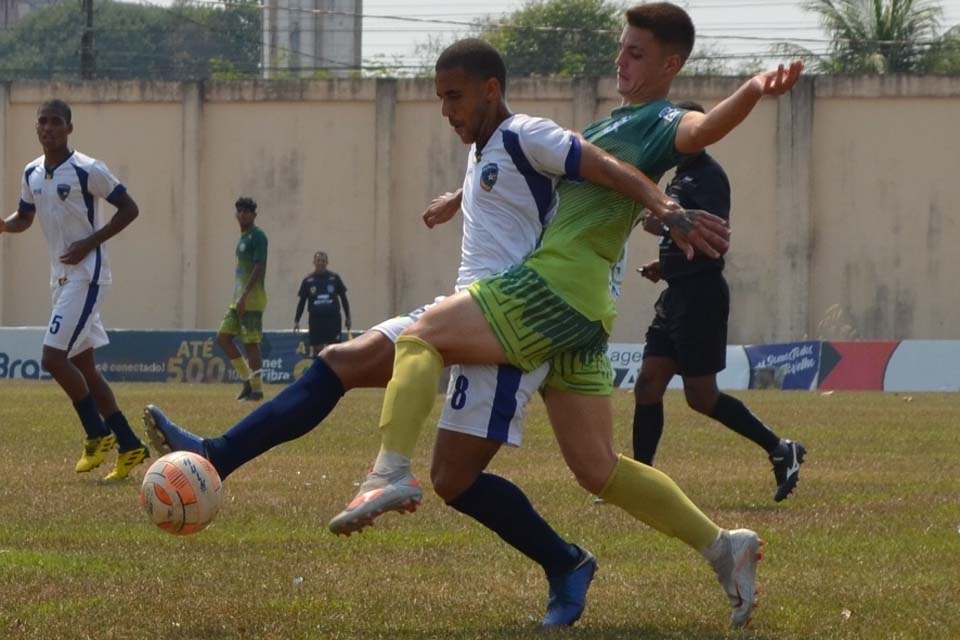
[104,411,143,451]
[206,357,345,479]
[448,472,580,578]
[632,402,664,465]
[710,393,781,452]
[73,394,110,439]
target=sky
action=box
[360,0,960,71]
[138,0,960,72]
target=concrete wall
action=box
[1,75,958,343]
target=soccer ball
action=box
[139,451,223,535]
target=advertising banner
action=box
[745,341,821,390]
[0,328,52,380]
[608,343,750,391]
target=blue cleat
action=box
[542,546,598,627]
[142,404,207,458]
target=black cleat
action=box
[236,379,253,401]
[245,390,264,402]
[770,439,806,502]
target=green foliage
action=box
[477,0,624,77]
[0,0,261,80]
[798,0,959,73]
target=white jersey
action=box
[455,114,580,291]
[19,150,126,287]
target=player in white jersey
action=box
[143,39,679,626]
[0,99,149,480]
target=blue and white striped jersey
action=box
[19,150,126,287]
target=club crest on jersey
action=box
[56,184,71,200]
[327,284,335,293]
[659,106,684,123]
[480,163,499,192]
[309,286,317,295]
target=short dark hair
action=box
[435,38,507,95]
[38,99,72,124]
[625,3,695,64]
[674,100,705,114]
[314,251,328,260]
[235,196,257,213]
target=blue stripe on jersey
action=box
[564,135,582,181]
[73,165,102,281]
[73,166,96,227]
[106,184,127,206]
[502,129,553,224]
[487,365,522,442]
[18,199,36,213]
[67,283,100,353]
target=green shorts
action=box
[468,265,613,395]
[218,308,264,344]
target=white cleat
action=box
[705,528,764,628]
[328,469,423,536]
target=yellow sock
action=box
[230,356,250,380]
[250,370,263,393]
[231,357,251,381]
[379,336,443,458]
[599,455,721,551]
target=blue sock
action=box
[448,472,580,578]
[105,411,143,452]
[205,357,345,479]
[73,394,110,439]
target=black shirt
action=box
[659,152,731,282]
[295,271,350,323]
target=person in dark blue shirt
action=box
[294,251,351,357]
[632,102,806,502]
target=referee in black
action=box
[294,251,351,357]
[632,102,806,502]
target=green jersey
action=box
[232,225,268,311]
[524,100,685,334]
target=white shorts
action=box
[370,297,547,447]
[43,280,110,357]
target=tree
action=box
[791,0,957,73]
[0,0,261,80]
[477,0,624,77]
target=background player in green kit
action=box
[336,2,803,628]
[218,196,268,402]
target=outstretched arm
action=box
[0,208,36,234]
[674,61,803,155]
[578,141,729,259]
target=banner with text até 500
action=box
[95,330,319,384]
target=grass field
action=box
[1,380,958,639]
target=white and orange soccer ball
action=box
[139,451,223,535]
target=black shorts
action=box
[642,270,729,377]
[308,314,342,347]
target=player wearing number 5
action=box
[0,99,149,480]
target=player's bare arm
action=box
[422,189,463,228]
[235,261,265,317]
[578,139,729,259]
[60,192,139,265]
[674,61,803,155]
[0,208,36,234]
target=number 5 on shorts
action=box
[49,314,63,335]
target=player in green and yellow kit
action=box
[218,196,268,401]
[333,2,803,628]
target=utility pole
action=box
[80,0,94,79]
